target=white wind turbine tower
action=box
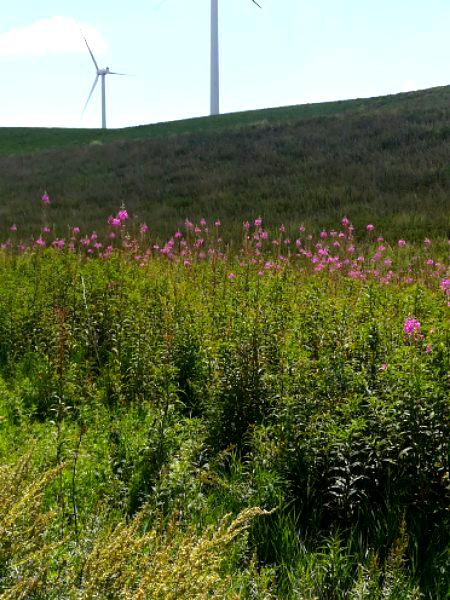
[210,0,261,116]
[82,36,127,129]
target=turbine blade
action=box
[251,0,261,6]
[82,34,99,71]
[82,75,99,115]
[153,0,168,9]
[108,71,128,76]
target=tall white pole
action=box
[101,74,106,129]
[210,0,219,115]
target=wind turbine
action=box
[82,36,126,129]
[210,0,261,116]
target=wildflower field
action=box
[0,201,449,599]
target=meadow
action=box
[0,85,449,241]
[0,205,449,598]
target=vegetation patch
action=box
[0,208,448,597]
[0,85,449,240]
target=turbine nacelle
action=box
[82,35,127,129]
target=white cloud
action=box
[0,16,107,59]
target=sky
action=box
[1,0,449,129]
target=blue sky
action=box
[1,0,449,128]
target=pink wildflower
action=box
[404,317,421,338]
[41,192,50,204]
[398,239,406,248]
[366,224,375,232]
[440,279,450,294]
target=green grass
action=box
[3,86,447,157]
[0,87,448,598]
[0,85,449,241]
[0,239,448,598]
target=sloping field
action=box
[0,85,449,240]
[0,87,449,599]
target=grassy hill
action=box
[0,86,449,599]
[0,85,449,240]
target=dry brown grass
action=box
[0,456,62,599]
[0,457,274,599]
[77,507,272,599]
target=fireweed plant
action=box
[0,198,448,598]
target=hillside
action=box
[1,86,449,598]
[0,85,449,240]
